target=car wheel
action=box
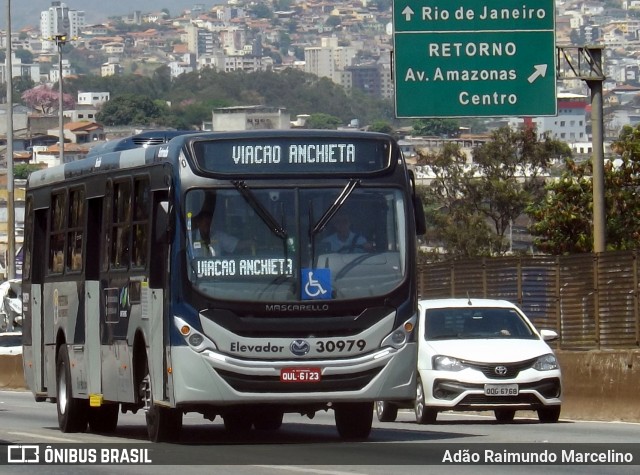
[494,409,515,423]
[56,345,88,433]
[415,377,437,424]
[375,401,398,422]
[335,402,373,440]
[537,406,561,423]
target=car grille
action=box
[216,367,382,393]
[464,357,539,379]
[433,377,562,403]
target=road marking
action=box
[253,466,369,475]
[7,431,82,443]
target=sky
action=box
[1,1,222,29]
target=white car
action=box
[376,298,562,423]
[0,331,23,356]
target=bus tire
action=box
[334,402,373,440]
[88,404,119,433]
[56,346,88,432]
[142,371,182,442]
[375,401,398,422]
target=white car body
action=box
[0,331,23,356]
[376,298,562,423]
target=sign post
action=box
[393,0,556,118]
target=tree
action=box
[469,126,571,254]
[96,94,168,126]
[528,123,640,254]
[14,49,34,64]
[412,118,460,137]
[21,85,74,114]
[13,163,44,179]
[306,113,342,129]
[368,120,394,135]
[419,143,496,257]
[420,126,571,256]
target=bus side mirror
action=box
[413,195,427,236]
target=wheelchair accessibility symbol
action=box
[301,268,332,300]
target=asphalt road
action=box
[0,390,638,475]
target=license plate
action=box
[280,367,321,383]
[484,384,518,396]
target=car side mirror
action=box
[540,329,558,342]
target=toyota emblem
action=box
[494,365,508,376]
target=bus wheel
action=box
[334,402,373,440]
[253,410,283,431]
[88,404,119,433]
[375,401,398,422]
[56,346,88,432]
[142,373,182,442]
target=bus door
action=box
[25,206,48,394]
[84,197,103,397]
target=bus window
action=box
[111,181,132,269]
[49,192,66,273]
[67,188,84,272]
[132,179,150,268]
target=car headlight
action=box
[533,353,559,371]
[433,355,467,371]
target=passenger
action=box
[192,209,254,256]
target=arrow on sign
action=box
[527,64,548,83]
[402,6,414,21]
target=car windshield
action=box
[185,187,407,302]
[425,307,537,340]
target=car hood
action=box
[425,339,551,363]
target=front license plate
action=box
[484,384,518,396]
[280,367,321,383]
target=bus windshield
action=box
[185,186,407,302]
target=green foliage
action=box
[368,120,394,135]
[306,113,342,129]
[67,65,395,129]
[251,3,274,19]
[96,94,168,126]
[14,49,34,64]
[421,127,570,256]
[528,123,640,254]
[13,164,43,179]
[411,118,460,137]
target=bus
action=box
[21,129,426,442]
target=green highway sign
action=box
[393,0,557,118]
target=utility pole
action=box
[54,34,68,164]
[557,46,606,253]
[5,0,15,280]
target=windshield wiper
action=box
[310,179,360,237]
[232,180,288,240]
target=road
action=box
[0,390,638,474]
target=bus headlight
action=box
[173,316,217,352]
[381,316,416,349]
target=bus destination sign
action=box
[192,137,391,174]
